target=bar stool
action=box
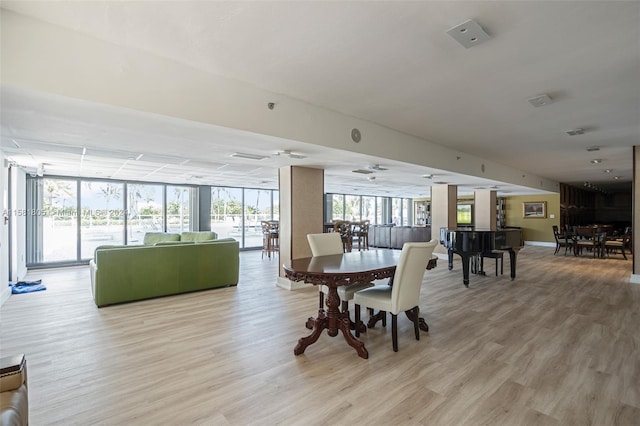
[261,221,279,259]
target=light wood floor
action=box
[1,246,639,425]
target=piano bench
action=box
[482,250,504,276]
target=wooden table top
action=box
[283,250,437,286]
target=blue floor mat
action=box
[8,280,46,294]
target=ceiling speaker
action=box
[351,128,361,143]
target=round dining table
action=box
[283,250,437,359]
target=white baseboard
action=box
[630,274,640,285]
[0,286,11,306]
[524,241,555,247]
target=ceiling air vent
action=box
[368,164,388,171]
[446,19,491,48]
[352,169,374,175]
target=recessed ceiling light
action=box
[230,152,268,160]
[604,169,612,173]
[613,176,620,180]
[527,94,553,107]
[567,128,585,136]
[590,159,602,164]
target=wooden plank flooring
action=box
[1,246,639,425]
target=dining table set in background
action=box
[553,224,632,259]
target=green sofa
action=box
[90,237,238,307]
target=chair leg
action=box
[392,314,398,352]
[355,304,361,338]
[382,311,387,327]
[412,307,420,341]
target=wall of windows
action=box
[325,193,412,225]
[24,175,409,268]
[25,176,195,267]
[210,187,278,247]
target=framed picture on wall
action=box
[522,201,546,218]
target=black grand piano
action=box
[440,227,524,287]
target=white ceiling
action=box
[1,1,639,198]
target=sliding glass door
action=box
[127,183,164,245]
[80,181,125,259]
[41,178,78,263]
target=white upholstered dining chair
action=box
[306,233,374,324]
[354,240,438,352]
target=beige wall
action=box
[505,194,561,243]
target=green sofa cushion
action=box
[143,232,181,245]
[181,231,218,242]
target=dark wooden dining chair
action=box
[333,221,353,252]
[353,220,370,251]
[576,228,606,258]
[353,240,438,352]
[552,225,574,256]
[603,228,631,259]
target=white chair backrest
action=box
[390,240,438,314]
[307,233,344,256]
